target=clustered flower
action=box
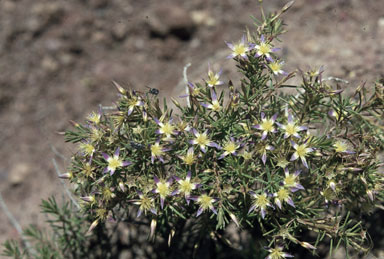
[62,30,381,258]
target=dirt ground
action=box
[1,0,384,257]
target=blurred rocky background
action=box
[0,0,383,257]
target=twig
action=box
[0,192,33,253]
[183,63,191,108]
[50,145,68,162]
[323,77,349,84]
[52,158,81,210]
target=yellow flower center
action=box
[269,62,282,73]
[211,100,221,112]
[82,163,93,178]
[295,144,308,158]
[258,43,271,55]
[157,182,170,197]
[161,122,175,135]
[285,123,298,136]
[224,142,237,153]
[80,143,95,155]
[268,248,286,259]
[234,43,246,56]
[192,88,201,96]
[196,134,210,146]
[284,175,296,186]
[207,72,219,86]
[334,141,348,153]
[276,157,289,168]
[198,194,213,209]
[140,196,153,211]
[108,156,122,171]
[277,189,290,201]
[133,126,143,134]
[242,151,253,160]
[261,119,274,132]
[103,187,114,201]
[128,98,139,107]
[183,153,195,165]
[96,208,107,220]
[90,128,102,142]
[151,144,163,156]
[179,180,193,194]
[87,112,100,124]
[255,194,269,209]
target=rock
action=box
[111,22,128,41]
[147,5,195,41]
[2,1,16,12]
[377,17,384,28]
[87,0,108,9]
[59,53,75,66]
[8,163,30,186]
[27,3,65,36]
[119,250,132,259]
[191,10,216,27]
[41,56,59,73]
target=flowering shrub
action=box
[4,2,384,258]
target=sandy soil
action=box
[1,0,383,256]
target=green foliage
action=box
[2,197,89,259]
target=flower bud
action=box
[58,172,73,179]
[112,81,126,95]
[367,190,374,202]
[86,219,99,235]
[81,195,95,203]
[229,213,240,227]
[168,229,175,247]
[150,219,157,239]
[300,241,316,250]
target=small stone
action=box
[59,53,74,66]
[2,1,16,12]
[191,11,216,27]
[378,17,384,28]
[41,56,59,72]
[111,23,128,41]
[119,250,132,259]
[8,163,30,186]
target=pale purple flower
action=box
[190,129,221,153]
[273,188,295,209]
[154,117,178,139]
[265,246,293,259]
[189,194,219,217]
[248,192,273,219]
[102,148,131,175]
[206,63,224,87]
[201,89,221,112]
[153,176,174,209]
[226,35,254,59]
[219,137,241,159]
[259,144,274,165]
[127,95,144,116]
[290,140,314,169]
[283,168,304,192]
[252,112,278,140]
[254,35,280,61]
[150,140,171,163]
[276,114,307,139]
[173,171,200,204]
[268,60,288,75]
[132,191,157,217]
